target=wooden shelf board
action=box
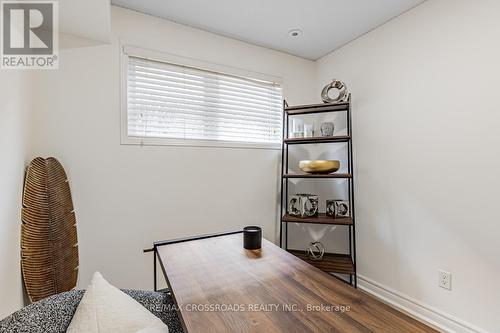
[286,101,350,115]
[282,213,353,226]
[284,135,351,144]
[288,250,355,275]
[284,173,352,179]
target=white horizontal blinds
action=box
[127,56,283,145]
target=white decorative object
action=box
[288,194,319,218]
[326,200,350,218]
[321,79,349,103]
[67,272,168,333]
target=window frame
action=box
[120,45,284,150]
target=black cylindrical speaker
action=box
[243,226,262,250]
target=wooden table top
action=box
[156,233,437,333]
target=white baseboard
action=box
[357,275,488,333]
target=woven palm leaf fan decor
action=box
[21,157,79,302]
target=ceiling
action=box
[111,0,425,60]
[60,0,111,46]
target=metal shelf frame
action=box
[279,98,357,287]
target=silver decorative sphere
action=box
[306,241,325,261]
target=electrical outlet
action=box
[438,270,452,290]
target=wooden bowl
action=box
[299,160,340,174]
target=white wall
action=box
[30,6,316,292]
[315,0,500,331]
[0,72,32,318]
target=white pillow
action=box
[67,272,168,333]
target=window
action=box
[122,47,283,149]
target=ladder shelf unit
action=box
[280,99,357,287]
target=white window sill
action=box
[121,136,282,150]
